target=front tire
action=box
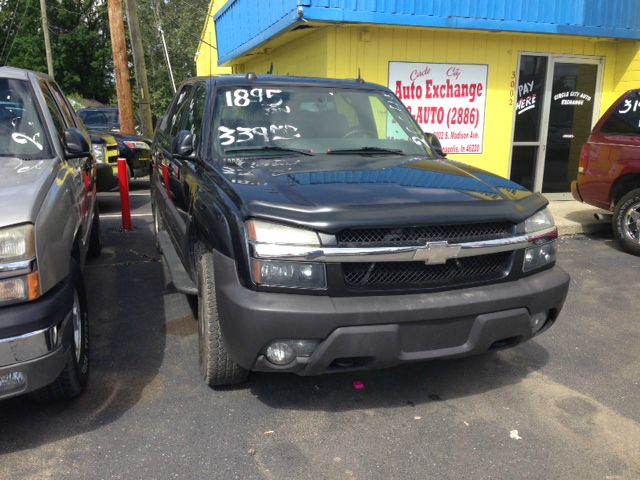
[31,270,90,402]
[613,188,640,256]
[197,251,248,387]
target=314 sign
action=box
[388,62,488,154]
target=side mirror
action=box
[64,128,91,159]
[173,130,196,158]
[423,131,446,157]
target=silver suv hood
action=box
[0,158,57,228]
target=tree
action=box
[1,0,208,116]
[0,0,114,103]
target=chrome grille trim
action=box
[250,234,532,265]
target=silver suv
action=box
[0,67,100,402]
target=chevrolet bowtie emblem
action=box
[412,241,461,265]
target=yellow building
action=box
[197,1,640,197]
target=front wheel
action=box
[613,188,640,256]
[197,251,248,387]
[31,270,90,402]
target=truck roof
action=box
[192,74,388,91]
[0,66,50,82]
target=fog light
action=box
[0,371,27,395]
[266,342,296,365]
[531,312,548,333]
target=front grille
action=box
[336,223,513,247]
[343,252,512,290]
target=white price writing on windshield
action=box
[618,98,640,115]
[218,124,300,146]
[225,88,283,108]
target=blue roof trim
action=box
[303,7,640,40]
[215,0,640,65]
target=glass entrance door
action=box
[510,55,602,196]
[541,62,598,193]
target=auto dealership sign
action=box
[389,62,488,154]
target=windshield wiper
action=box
[224,145,315,156]
[327,147,405,155]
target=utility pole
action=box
[125,0,154,138]
[39,0,54,78]
[107,0,135,135]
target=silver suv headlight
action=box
[246,219,326,289]
[0,224,40,305]
[522,208,558,272]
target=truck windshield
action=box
[212,86,434,158]
[0,78,51,159]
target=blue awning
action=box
[214,0,640,65]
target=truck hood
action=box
[220,155,548,231]
[0,158,57,228]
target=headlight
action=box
[123,140,150,150]
[524,242,557,272]
[251,259,326,289]
[92,143,106,163]
[246,220,325,289]
[0,224,35,262]
[525,207,555,233]
[246,219,320,246]
[0,224,39,305]
[522,208,558,272]
[0,273,40,305]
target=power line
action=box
[2,0,31,65]
[0,0,23,62]
[151,2,217,51]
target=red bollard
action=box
[117,158,132,231]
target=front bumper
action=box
[0,280,74,399]
[213,251,570,375]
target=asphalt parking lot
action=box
[1,182,639,479]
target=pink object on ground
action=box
[352,380,365,390]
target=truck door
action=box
[172,84,208,266]
[38,81,92,255]
[154,84,193,262]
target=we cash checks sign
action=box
[389,62,488,154]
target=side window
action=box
[183,85,207,151]
[39,81,67,141]
[48,82,76,128]
[169,85,194,137]
[601,92,640,135]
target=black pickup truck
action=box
[151,75,570,387]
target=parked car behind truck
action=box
[572,89,640,255]
[78,107,152,182]
[0,67,99,402]
[152,74,570,387]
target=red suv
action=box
[572,90,640,255]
